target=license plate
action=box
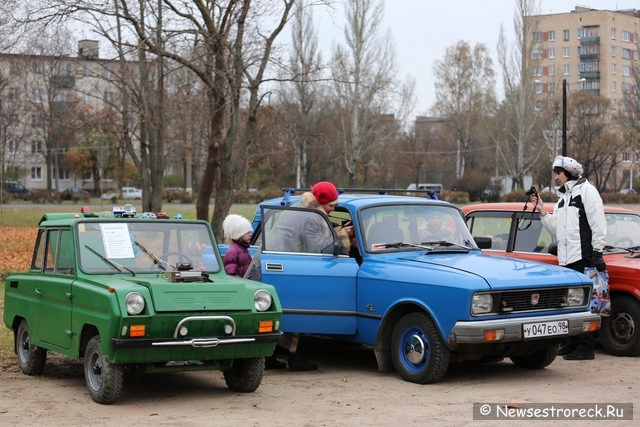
[523,320,569,338]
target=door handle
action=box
[35,288,43,295]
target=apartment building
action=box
[0,40,121,192]
[526,6,639,187]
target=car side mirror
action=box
[474,236,492,249]
[333,242,343,256]
[548,242,558,255]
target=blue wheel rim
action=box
[398,325,429,373]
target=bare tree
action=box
[569,92,624,191]
[495,0,544,190]
[431,40,496,179]
[330,0,413,186]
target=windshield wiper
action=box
[604,245,640,256]
[133,241,174,271]
[84,245,135,276]
[420,240,472,250]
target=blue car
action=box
[223,189,600,384]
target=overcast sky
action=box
[310,0,640,117]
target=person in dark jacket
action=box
[532,156,607,361]
[222,214,253,277]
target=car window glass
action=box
[262,206,337,254]
[45,229,60,272]
[466,213,512,251]
[606,213,640,248]
[56,229,75,274]
[513,217,553,253]
[32,229,46,270]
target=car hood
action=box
[394,251,590,290]
[109,275,258,312]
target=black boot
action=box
[288,354,317,372]
[265,355,286,370]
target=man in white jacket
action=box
[532,156,607,360]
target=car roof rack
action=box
[280,187,438,206]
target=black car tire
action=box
[391,312,450,384]
[84,336,124,404]
[600,296,640,357]
[510,344,559,369]
[223,357,264,393]
[16,319,47,376]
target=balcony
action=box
[580,36,600,44]
[580,71,600,80]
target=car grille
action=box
[495,286,589,313]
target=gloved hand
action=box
[590,251,606,272]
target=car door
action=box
[30,228,74,350]
[258,205,359,335]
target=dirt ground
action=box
[0,336,638,427]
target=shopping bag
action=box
[584,266,611,317]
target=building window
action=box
[82,93,93,104]
[8,88,19,101]
[624,152,633,162]
[31,114,43,128]
[53,168,70,180]
[612,28,616,39]
[580,61,598,73]
[532,32,542,42]
[532,49,543,59]
[31,89,42,103]
[53,63,72,76]
[563,64,570,75]
[622,83,632,94]
[612,46,616,57]
[31,140,42,154]
[102,69,113,80]
[549,82,556,93]
[83,65,93,77]
[534,100,542,111]
[533,66,542,76]
[613,81,617,92]
[8,140,18,153]
[104,91,114,103]
[635,51,639,61]
[549,47,555,58]
[623,48,631,59]
[549,30,555,41]
[578,28,590,39]
[31,63,43,74]
[9,62,20,75]
[563,47,570,58]
[622,30,630,42]
[563,30,570,40]
[53,88,72,103]
[612,63,617,74]
[612,99,617,109]
[623,65,631,76]
[534,82,543,94]
[549,65,555,76]
[31,167,42,180]
[9,113,19,125]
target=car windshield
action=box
[360,204,477,253]
[604,212,640,252]
[77,220,220,274]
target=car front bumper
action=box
[110,331,283,349]
[449,311,600,345]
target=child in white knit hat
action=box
[222,214,253,277]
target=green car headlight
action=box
[254,289,272,312]
[125,292,145,315]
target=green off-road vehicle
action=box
[3,209,282,404]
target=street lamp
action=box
[561,78,587,156]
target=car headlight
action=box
[567,288,585,306]
[471,293,493,315]
[125,292,145,315]
[254,289,272,312]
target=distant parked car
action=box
[620,188,637,195]
[2,180,33,200]
[60,187,90,201]
[100,187,142,201]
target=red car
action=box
[462,202,640,357]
